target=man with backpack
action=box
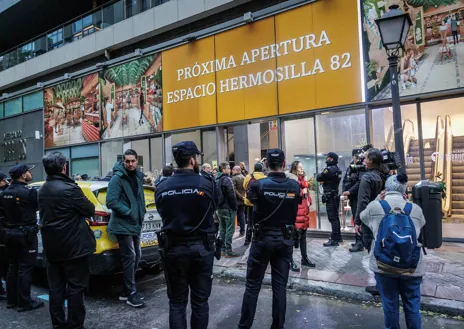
[360,174,425,329]
[216,162,239,257]
[243,162,266,246]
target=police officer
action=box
[317,152,343,247]
[155,141,217,329]
[237,148,300,329]
[0,163,43,311]
[342,148,365,252]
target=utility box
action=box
[412,180,443,249]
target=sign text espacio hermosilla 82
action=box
[162,0,363,130]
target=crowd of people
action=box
[0,142,427,329]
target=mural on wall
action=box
[44,73,100,148]
[363,0,464,101]
[100,53,163,139]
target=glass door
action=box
[282,116,319,229]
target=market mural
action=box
[363,0,464,101]
[44,73,100,148]
[100,53,163,139]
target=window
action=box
[4,97,22,117]
[102,0,124,28]
[0,103,4,118]
[71,158,99,179]
[282,117,318,228]
[124,139,149,172]
[202,130,217,166]
[150,137,163,178]
[419,98,464,239]
[101,141,123,176]
[18,41,35,62]
[165,130,201,166]
[23,91,43,112]
[47,29,63,51]
[316,109,366,232]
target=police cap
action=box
[266,148,285,163]
[326,152,339,161]
[0,172,7,181]
[9,163,35,178]
[172,141,204,159]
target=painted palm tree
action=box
[52,78,84,105]
[408,0,458,11]
[103,55,155,86]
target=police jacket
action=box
[316,161,342,193]
[249,172,300,229]
[155,169,217,236]
[216,173,237,211]
[354,167,386,225]
[38,174,96,263]
[342,160,364,199]
[0,181,38,228]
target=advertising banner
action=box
[363,0,464,101]
[100,53,163,139]
[44,73,100,148]
[163,0,363,130]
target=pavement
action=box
[214,230,464,316]
[1,275,463,329]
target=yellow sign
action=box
[162,0,362,129]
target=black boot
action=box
[290,260,300,272]
[299,231,315,267]
[366,285,380,296]
[323,239,339,247]
[301,256,316,268]
[349,242,364,252]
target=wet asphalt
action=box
[0,270,462,329]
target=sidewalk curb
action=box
[213,265,464,316]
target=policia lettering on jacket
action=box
[155,141,219,329]
[237,148,301,329]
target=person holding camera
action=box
[353,148,386,254]
[0,164,43,312]
[237,149,300,329]
[155,141,218,329]
[342,148,365,252]
[317,152,343,247]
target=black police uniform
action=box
[342,158,364,228]
[155,141,218,329]
[0,165,40,310]
[317,153,343,244]
[238,149,300,329]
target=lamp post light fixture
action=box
[375,4,412,175]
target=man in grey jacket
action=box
[361,174,425,329]
[216,162,239,257]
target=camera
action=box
[380,149,402,171]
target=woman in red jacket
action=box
[288,161,316,272]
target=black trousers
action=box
[361,223,374,253]
[0,230,8,294]
[163,241,214,329]
[5,229,37,307]
[47,256,90,329]
[238,235,293,329]
[452,30,459,44]
[326,195,342,241]
[245,206,253,242]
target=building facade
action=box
[1,0,464,240]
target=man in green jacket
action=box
[106,149,146,308]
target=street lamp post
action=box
[375,5,412,175]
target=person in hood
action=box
[39,152,95,327]
[317,152,343,247]
[0,172,8,301]
[287,161,316,272]
[106,149,146,308]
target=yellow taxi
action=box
[31,180,162,275]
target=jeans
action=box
[163,242,214,329]
[237,205,246,234]
[116,235,141,295]
[218,209,236,252]
[5,229,37,307]
[47,256,90,329]
[326,195,342,241]
[238,235,293,329]
[375,273,422,329]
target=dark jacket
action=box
[38,174,96,263]
[232,173,246,206]
[355,168,385,225]
[317,161,342,192]
[155,169,217,236]
[342,160,364,199]
[216,173,237,211]
[106,162,146,236]
[0,181,38,227]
